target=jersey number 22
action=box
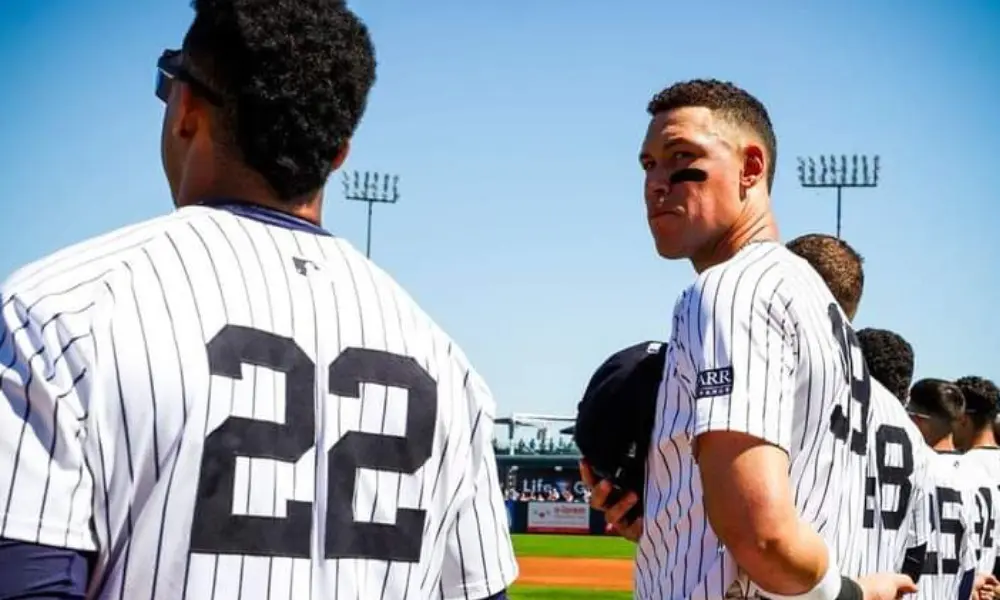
[189,324,438,563]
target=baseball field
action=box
[509,534,634,599]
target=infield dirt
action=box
[516,557,633,591]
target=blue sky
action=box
[1,0,997,425]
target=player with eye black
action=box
[585,80,916,600]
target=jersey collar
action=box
[199,199,333,237]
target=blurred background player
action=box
[587,79,914,600]
[0,1,516,598]
[906,378,985,600]
[787,234,931,581]
[953,376,1000,581]
[786,233,864,320]
[856,328,915,403]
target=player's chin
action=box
[648,219,691,260]
[650,234,690,260]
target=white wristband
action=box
[758,546,843,600]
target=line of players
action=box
[577,232,1000,600]
[789,234,1000,600]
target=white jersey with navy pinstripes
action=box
[0,204,517,600]
[958,447,1000,577]
[635,241,872,600]
[850,390,932,578]
[914,451,980,600]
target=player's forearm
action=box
[698,434,837,595]
[721,516,831,594]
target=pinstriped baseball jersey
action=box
[851,390,932,577]
[958,447,1000,577]
[914,451,979,600]
[635,242,872,600]
[0,203,517,600]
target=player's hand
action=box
[855,572,917,600]
[578,459,644,543]
[973,572,999,600]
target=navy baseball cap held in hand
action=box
[574,340,666,519]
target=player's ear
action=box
[331,140,351,172]
[739,144,765,191]
[172,83,206,142]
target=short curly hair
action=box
[856,328,914,403]
[647,79,777,192]
[182,0,376,201]
[954,375,1000,426]
[786,234,865,319]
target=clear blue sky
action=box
[1,0,997,420]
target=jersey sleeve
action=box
[437,370,518,600]
[677,273,797,451]
[0,288,100,552]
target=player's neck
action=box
[969,429,1000,449]
[179,180,325,226]
[691,207,779,273]
[932,436,956,452]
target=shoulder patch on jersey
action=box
[695,367,734,399]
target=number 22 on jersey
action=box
[189,325,438,563]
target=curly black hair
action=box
[787,234,865,319]
[647,79,777,192]
[182,0,376,201]
[954,375,1000,426]
[856,328,914,403]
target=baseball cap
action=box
[574,340,666,499]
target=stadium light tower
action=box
[797,154,880,239]
[342,170,400,258]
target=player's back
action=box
[958,447,1000,577]
[852,384,933,577]
[914,451,979,600]
[0,204,504,600]
[636,242,872,598]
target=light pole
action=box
[342,170,400,258]
[797,154,880,239]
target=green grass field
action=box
[508,534,633,600]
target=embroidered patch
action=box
[695,367,734,398]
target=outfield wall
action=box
[497,454,618,537]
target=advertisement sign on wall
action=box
[525,501,590,534]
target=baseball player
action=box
[0,1,516,598]
[785,234,865,321]
[850,328,932,579]
[788,238,933,582]
[953,376,1000,580]
[906,379,984,600]
[588,79,914,600]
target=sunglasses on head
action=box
[155,49,223,105]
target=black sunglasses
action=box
[156,49,223,105]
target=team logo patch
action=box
[695,367,734,398]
